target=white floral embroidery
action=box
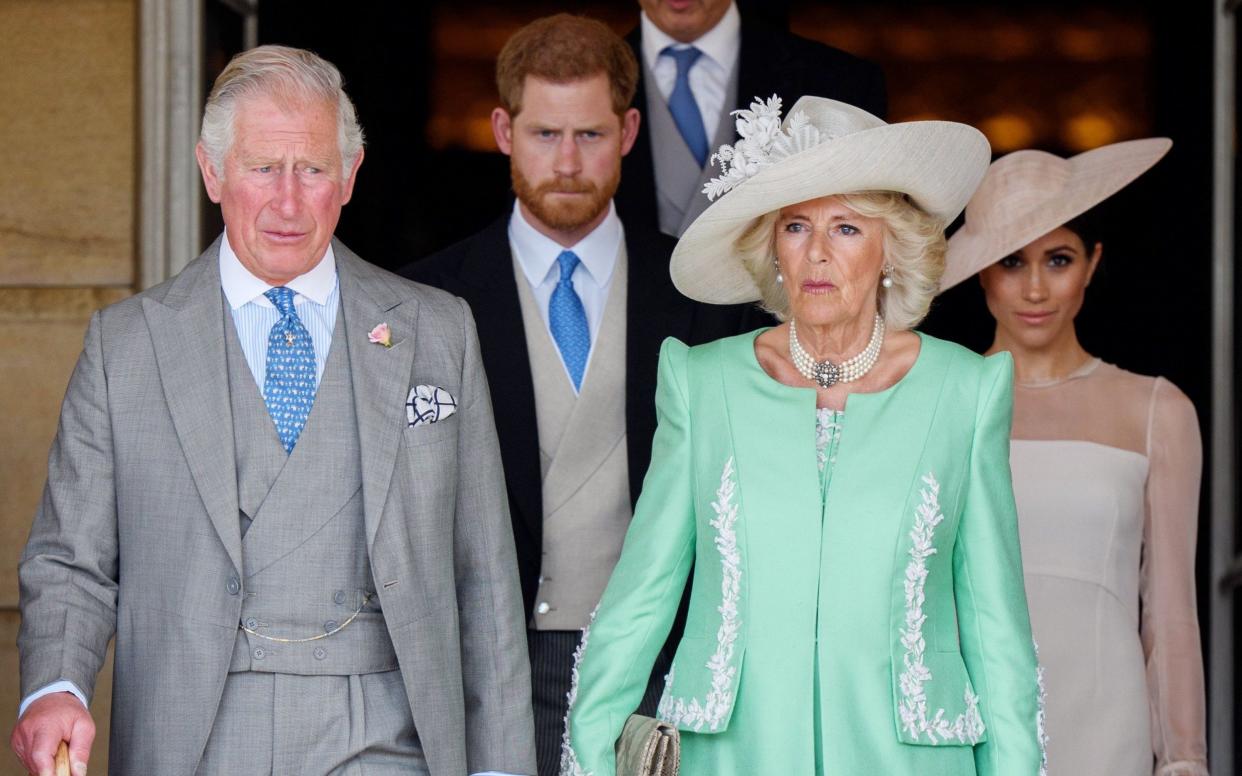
[815,408,844,472]
[558,611,596,776]
[1035,640,1049,776]
[897,473,987,745]
[702,95,827,200]
[657,457,742,732]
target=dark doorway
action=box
[243,1,1223,761]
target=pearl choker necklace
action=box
[789,314,885,388]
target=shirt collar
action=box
[640,1,741,74]
[218,230,338,310]
[508,199,623,288]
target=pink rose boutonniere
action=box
[368,322,393,348]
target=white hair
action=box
[199,45,364,175]
[737,191,946,331]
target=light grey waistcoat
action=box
[644,55,741,237]
[222,303,398,675]
[515,245,631,631]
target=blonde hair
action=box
[738,192,946,331]
[200,45,365,175]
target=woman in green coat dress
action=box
[560,95,1047,775]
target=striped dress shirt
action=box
[218,233,340,391]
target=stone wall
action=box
[0,1,136,772]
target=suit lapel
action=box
[337,241,419,551]
[453,217,544,545]
[618,26,661,231]
[624,226,694,503]
[143,240,243,574]
[736,23,772,117]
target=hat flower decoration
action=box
[703,96,827,201]
[671,93,992,305]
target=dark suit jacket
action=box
[404,214,763,615]
[617,21,888,233]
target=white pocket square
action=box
[406,385,457,428]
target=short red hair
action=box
[496,14,638,117]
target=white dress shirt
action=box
[219,231,340,389]
[508,199,624,391]
[640,0,741,142]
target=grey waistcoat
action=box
[515,244,631,631]
[644,55,741,237]
[222,302,398,675]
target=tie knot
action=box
[264,286,297,317]
[662,45,703,74]
[556,251,581,283]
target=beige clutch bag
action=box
[615,713,680,776]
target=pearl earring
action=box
[775,259,783,284]
[881,265,894,289]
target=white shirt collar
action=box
[640,1,740,75]
[218,230,338,310]
[508,199,623,288]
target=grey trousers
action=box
[529,630,669,776]
[196,670,427,775]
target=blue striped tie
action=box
[663,45,709,167]
[262,287,316,452]
[548,251,590,391]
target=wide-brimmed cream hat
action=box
[940,138,1172,291]
[670,95,992,305]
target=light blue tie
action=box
[262,287,317,453]
[663,45,709,167]
[548,251,590,391]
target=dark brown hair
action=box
[496,14,638,117]
[1062,211,1102,253]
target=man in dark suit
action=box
[404,14,758,776]
[619,0,888,237]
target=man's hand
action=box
[11,693,93,776]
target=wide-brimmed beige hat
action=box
[670,95,992,305]
[940,138,1172,292]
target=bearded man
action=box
[403,14,759,776]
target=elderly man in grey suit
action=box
[11,45,535,776]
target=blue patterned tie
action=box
[663,45,709,167]
[262,287,316,452]
[548,251,590,391]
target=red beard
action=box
[511,164,619,232]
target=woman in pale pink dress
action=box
[942,139,1209,776]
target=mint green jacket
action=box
[561,331,1045,775]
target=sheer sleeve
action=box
[1141,377,1209,776]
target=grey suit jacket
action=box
[17,238,536,776]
